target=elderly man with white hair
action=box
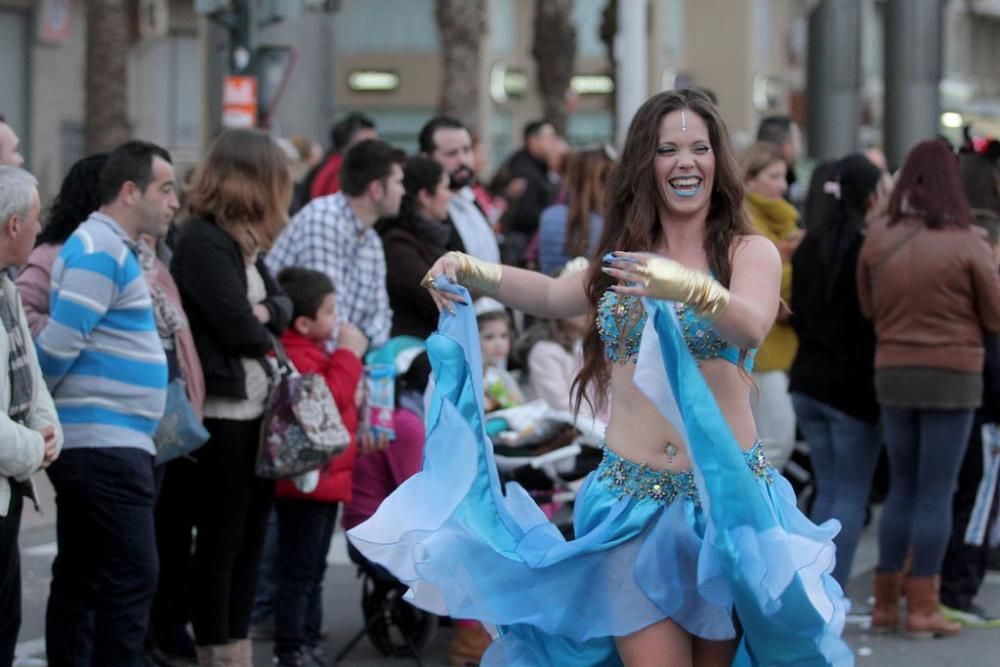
[0,165,61,664]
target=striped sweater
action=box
[35,212,167,453]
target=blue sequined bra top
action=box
[596,290,755,370]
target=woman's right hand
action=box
[421,253,469,313]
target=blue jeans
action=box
[792,393,881,587]
[274,499,339,658]
[877,406,974,577]
[45,447,158,667]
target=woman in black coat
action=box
[379,155,463,339]
[170,129,292,664]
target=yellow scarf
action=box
[745,191,800,372]
[745,191,799,243]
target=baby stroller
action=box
[337,337,438,664]
[488,402,607,539]
[337,543,438,665]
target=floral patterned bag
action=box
[255,335,351,479]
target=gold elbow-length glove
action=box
[421,251,503,298]
[635,256,731,322]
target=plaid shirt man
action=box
[266,192,392,347]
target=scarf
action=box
[0,280,32,423]
[137,239,185,341]
[745,191,800,242]
[408,212,453,251]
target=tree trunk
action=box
[435,0,486,133]
[532,0,577,136]
[85,0,131,154]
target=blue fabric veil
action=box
[348,280,853,666]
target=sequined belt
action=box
[595,441,771,506]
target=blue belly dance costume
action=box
[349,281,852,666]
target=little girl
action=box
[475,298,524,412]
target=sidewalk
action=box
[14,476,1000,666]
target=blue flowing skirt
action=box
[348,285,853,666]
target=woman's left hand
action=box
[601,251,691,301]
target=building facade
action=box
[3,0,999,199]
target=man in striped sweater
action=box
[35,140,179,666]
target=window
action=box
[132,33,202,150]
[336,0,439,53]
[0,10,30,160]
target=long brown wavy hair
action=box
[563,148,614,259]
[572,89,754,415]
[186,128,293,251]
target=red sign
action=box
[37,0,73,45]
[222,75,258,128]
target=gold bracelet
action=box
[449,251,503,298]
[420,252,503,298]
[641,257,730,322]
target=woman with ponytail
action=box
[789,152,886,589]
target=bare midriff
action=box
[602,357,757,473]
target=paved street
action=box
[13,476,1000,667]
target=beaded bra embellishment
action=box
[596,291,647,364]
[674,302,728,362]
[595,441,771,506]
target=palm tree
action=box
[85,0,131,154]
[532,0,577,136]
[435,0,487,133]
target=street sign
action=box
[222,75,258,128]
[37,0,73,46]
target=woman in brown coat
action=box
[857,139,1000,638]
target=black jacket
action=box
[378,212,462,339]
[171,218,292,399]
[789,228,878,423]
[505,149,556,235]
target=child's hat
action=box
[474,297,506,317]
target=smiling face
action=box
[653,110,716,219]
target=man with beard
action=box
[418,117,501,264]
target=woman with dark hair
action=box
[170,128,293,664]
[858,139,1000,638]
[350,90,849,666]
[379,154,460,339]
[537,147,614,275]
[17,153,107,335]
[938,138,1000,625]
[788,153,884,589]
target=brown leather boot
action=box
[448,623,492,666]
[228,638,252,666]
[196,645,225,667]
[871,570,902,633]
[903,575,961,638]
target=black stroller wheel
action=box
[361,570,438,657]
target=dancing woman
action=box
[349,90,850,666]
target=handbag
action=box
[255,334,352,479]
[154,377,210,464]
